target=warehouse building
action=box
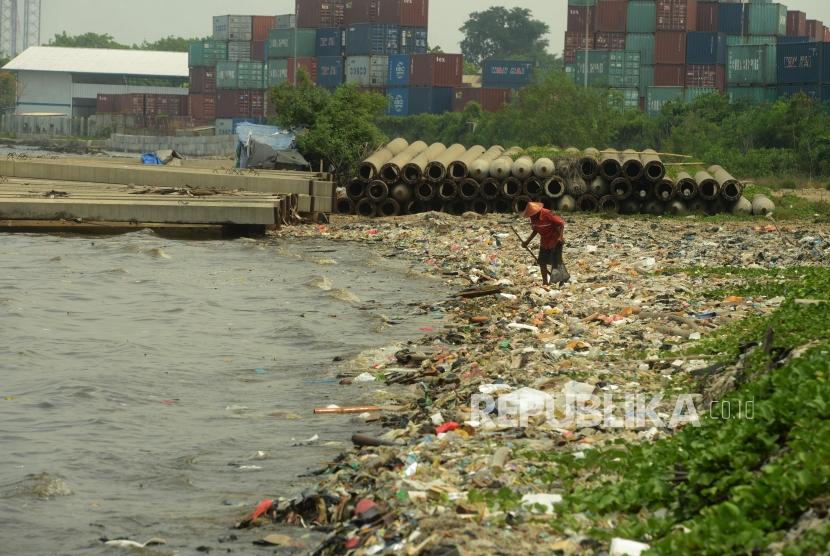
[2,46,188,117]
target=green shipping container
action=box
[237,61,265,89]
[646,86,683,115]
[267,28,317,59]
[726,35,777,46]
[685,88,719,101]
[627,1,657,33]
[727,86,778,104]
[747,3,786,36]
[727,44,777,85]
[267,59,289,86]
[639,65,654,96]
[626,33,655,66]
[570,51,611,86]
[568,0,597,6]
[216,61,239,89]
[609,88,640,111]
[608,50,641,88]
[188,40,228,67]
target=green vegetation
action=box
[47,32,203,52]
[520,267,830,555]
[460,7,555,67]
[0,56,15,111]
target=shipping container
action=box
[213,15,253,41]
[96,94,117,114]
[568,5,595,33]
[726,35,776,47]
[608,50,641,87]
[787,10,807,37]
[386,86,452,116]
[189,67,217,95]
[654,64,685,86]
[345,0,428,27]
[569,0,598,6]
[685,64,725,89]
[215,118,234,135]
[188,40,228,67]
[727,86,777,104]
[777,42,828,84]
[608,87,640,110]
[189,94,216,123]
[387,54,411,85]
[696,1,718,33]
[626,33,655,65]
[316,27,344,57]
[685,87,718,101]
[482,59,534,87]
[656,0,697,32]
[655,31,687,64]
[806,20,824,41]
[399,27,428,54]
[252,15,277,42]
[251,41,266,61]
[718,2,746,35]
[646,86,683,114]
[594,32,626,50]
[778,84,821,99]
[267,28,318,58]
[144,94,186,117]
[345,55,390,86]
[239,61,265,89]
[216,90,265,118]
[595,0,628,33]
[409,53,463,87]
[825,26,830,43]
[451,87,512,112]
[228,41,252,62]
[686,32,726,65]
[276,14,297,29]
[267,58,318,86]
[570,51,611,86]
[627,1,657,34]
[778,36,810,45]
[316,56,344,88]
[296,0,345,27]
[639,64,654,95]
[116,93,145,115]
[748,3,786,36]
[727,43,777,85]
[345,23,400,55]
[565,32,596,63]
[217,61,239,89]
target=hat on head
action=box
[523,201,543,218]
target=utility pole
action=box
[0,0,39,58]
[583,5,590,89]
[23,0,40,51]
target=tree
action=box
[268,69,331,129]
[460,7,550,66]
[136,36,203,52]
[0,70,15,110]
[49,31,127,49]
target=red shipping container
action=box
[189,67,216,95]
[145,94,184,117]
[251,41,267,61]
[252,15,277,42]
[410,53,463,87]
[655,31,687,64]
[684,64,724,89]
[344,0,428,26]
[595,0,627,33]
[189,94,216,123]
[657,0,697,32]
[825,26,830,42]
[787,11,807,37]
[296,0,345,27]
[696,1,718,33]
[806,19,823,41]
[654,64,685,86]
[117,94,145,115]
[564,31,595,63]
[594,32,626,51]
[451,87,511,112]
[568,6,594,33]
[344,0,379,24]
[96,94,117,113]
[286,57,319,83]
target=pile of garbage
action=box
[339,140,776,218]
[237,214,828,555]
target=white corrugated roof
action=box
[2,46,188,77]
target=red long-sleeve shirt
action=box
[531,209,565,250]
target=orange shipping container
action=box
[252,15,277,42]
[655,31,687,64]
[595,0,627,33]
[452,87,511,112]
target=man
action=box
[521,202,569,286]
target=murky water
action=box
[0,232,443,555]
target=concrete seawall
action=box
[107,134,237,157]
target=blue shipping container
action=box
[316,56,344,89]
[399,28,428,55]
[316,28,342,57]
[718,3,746,35]
[778,84,820,99]
[482,59,534,87]
[388,54,412,85]
[778,36,809,45]
[387,87,453,116]
[686,32,727,65]
[346,24,400,56]
[777,42,828,84]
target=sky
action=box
[40,0,830,56]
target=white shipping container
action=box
[227,41,252,62]
[275,14,296,29]
[213,15,253,41]
[345,55,389,87]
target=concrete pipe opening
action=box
[599,195,619,213]
[502,177,522,198]
[544,177,566,199]
[426,163,446,183]
[721,181,742,202]
[427,198,444,213]
[655,180,675,201]
[449,162,468,181]
[633,181,652,200]
[405,200,425,215]
[523,177,544,197]
[611,178,632,200]
[493,197,513,213]
[699,179,719,201]
[402,163,423,185]
[346,179,366,201]
[578,194,599,212]
[438,180,459,200]
[467,199,490,215]
[601,159,622,180]
[677,178,698,200]
[645,162,665,182]
[620,200,640,215]
[356,198,376,217]
[459,178,480,200]
[367,180,389,202]
[623,160,644,181]
[380,164,400,184]
[580,158,599,181]
[513,195,532,215]
[443,200,466,215]
[336,197,355,215]
[481,178,501,200]
[378,198,401,218]
[415,182,436,201]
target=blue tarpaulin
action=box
[141,153,162,165]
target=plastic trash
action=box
[521,493,562,514]
[354,372,376,382]
[435,422,460,434]
[507,323,540,333]
[609,538,651,556]
[479,383,514,395]
[498,387,553,416]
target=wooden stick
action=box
[510,225,540,265]
[314,406,381,415]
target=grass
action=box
[509,266,830,554]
